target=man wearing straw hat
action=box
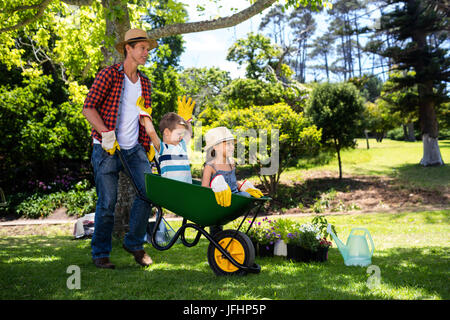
[82,29,158,269]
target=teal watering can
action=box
[327,224,375,267]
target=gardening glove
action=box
[210,174,232,207]
[136,96,152,119]
[147,144,156,162]
[238,179,264,198]
[177,95,195,122]
[101,130,120,155]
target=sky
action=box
[176,0,383,82]
[177,0,272,79]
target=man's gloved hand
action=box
[136,96,152,119]
[238,179,264,198]
[147,144,156,162]
[101,130,120,155]
[177,95,195,122]
[210,174,232,207]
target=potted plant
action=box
[316,237,332,262]
[272,218,294,257]
[257,217,280,257]
[286,223,321,262]
[311,216,336,262]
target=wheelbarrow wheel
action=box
[207,229,255,276]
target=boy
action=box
[140,110,193,183]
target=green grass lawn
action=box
[1,210,448,300]
[284,139,450,189]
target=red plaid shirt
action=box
[83,63,152,152]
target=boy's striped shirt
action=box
[157,139,192,184]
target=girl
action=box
[201,126,263,207]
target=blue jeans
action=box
[91,143,152,259]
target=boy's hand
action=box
[238,180,263,198]
[136,96,152,119]
[210,175,231,207]
[101,130,120,155]
[177,96,195,122]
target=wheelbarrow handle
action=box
[116,148,153,206]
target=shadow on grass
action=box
[0,235,448,300]
[272,176,380,209]
[391,163,450,189]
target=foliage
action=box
[364,100,400,142]
[14,180,96,219]
[306,82,365,178]
[286,222,321,250]
[0,71,91,193]
[209,103,322,195]
[226,32,282,80]
[178,67,232,116]
[244,217,280,246]
[221,78,303,110]
[311,215,337,241]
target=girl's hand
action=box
[238,180,264,198]
[210,175,232,207]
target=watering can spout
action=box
[327,223,347,256]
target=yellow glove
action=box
[136,96,152,119]
[146,144,156,162]
[177,95,195,122]
[238,179,263,198]
[101,130,120,155]
[210,174,232,207]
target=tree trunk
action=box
[364,129,370,149]
[334,138,342,179]
[406,122,415,142]
[420,134,444,166]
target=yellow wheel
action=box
[207,230,255,276]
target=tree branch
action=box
[0,0,53,33]
[146,0,277,39]
[0,0,93,33]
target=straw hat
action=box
[204,127,236,152]
[115,28,158,54]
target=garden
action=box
[0,0,449,303]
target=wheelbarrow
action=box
[116,149,270,276]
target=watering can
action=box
[327,224,375,267]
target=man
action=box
[82,29,157,269]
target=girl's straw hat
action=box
[115,29,158,54]
[204,127,235,152]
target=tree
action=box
[309,31,335,81]
[306,82,365,179]
[368,0,449,166]
[226,32,282,80]
[0,0,327,229]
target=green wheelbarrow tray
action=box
[145,173,270,227]
[144,172,270,275]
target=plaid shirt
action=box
[83,63,152,152]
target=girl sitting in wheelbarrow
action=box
[202,126,264,234]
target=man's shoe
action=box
[123,244,153,267]
[93,257,115,269]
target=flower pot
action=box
[315,246,329,262]
[287,244,315,262]
[258,243,274,257]
[274,239,287,256]
[251,239,258,256]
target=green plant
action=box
[286,222,321,251]
[311,215,337,241]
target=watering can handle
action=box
[350,228,374,255]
